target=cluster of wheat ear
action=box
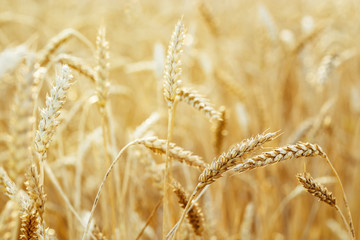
[1,1,359,239]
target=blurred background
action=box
[1,0,359,239]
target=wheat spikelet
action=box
[163,19,185,106]
[172,180,204,236]
[55,53,96,83]
[297,172,336,207]
[176,87,222,121]
[233,143,326,173]
[137,136,207,169]
[95,26,110,111]
[34,64,72,159]
[198,131,278,189]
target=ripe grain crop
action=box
[0,1,359,239]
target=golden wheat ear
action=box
[137,136,207,170]
[36,28,94,67]
[54,53,96,83]
[163,19,185,106]
[297,172,354,239]
[297,172,336,207]
[171,180,204,236]
[176,87,222,121]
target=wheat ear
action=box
[163,19,185,106]
[19,197,40,240]
[172,180,204,236]
[167,131,278,239]
[233,142,326,173]
[138,136,207,169]
[297,172,336,206]
[176,87,222,121]
[199,131,278,189]
[297,172,353,239]
[162,18,185,238]
[34,64,72,186]
[55,53,96,83]
[36,28,94,67]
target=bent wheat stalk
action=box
[297,172,352,239]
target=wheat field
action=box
[0,0,359,239]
